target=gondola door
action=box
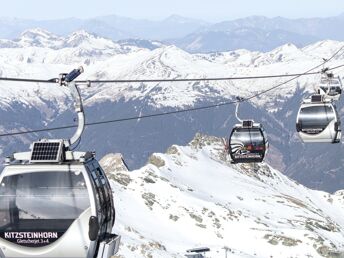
[87,161,118,258]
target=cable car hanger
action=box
[56,67,90,148]
[235,97,245,123]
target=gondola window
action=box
[0,171,90,247]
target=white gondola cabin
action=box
[0,67,120,258]
[296,94,341,143]
[0,141,120,258]
[317,73,342,101]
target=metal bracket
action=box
[64,81,85,147]
[56,67,90,149]
[235,97,244,123]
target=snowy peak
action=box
[18,28,63,48]
[103,133,344,257]
[267,43,304,62]
[65,30,96,44]
[20,28,58,39]
[64,30,109,48]
[272,42,299,53]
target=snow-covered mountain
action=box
[0,29,334,108]
[1,30,344,192]
[103,134,344,257]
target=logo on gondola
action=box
[230,141,247,155]
[1,231,60,247]
[302,128,324,134]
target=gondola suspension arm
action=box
[58,66,90,148]
[235,97,244,123]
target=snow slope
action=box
[101,134,344,258]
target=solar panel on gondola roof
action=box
[30,141,63,162]
[311,94,323,103]
[242,120,253,127]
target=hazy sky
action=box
[3,0,344,21]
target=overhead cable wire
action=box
[0,77,58,84]
[0,67,340,85]
[0,71,327,85]
[0,46,344,138]
[327,63,344,72]
[75,72,321,84]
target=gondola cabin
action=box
[296,95,341,143]
[317,73,342,101]
[0,140,120,258]
[228,120,268,163]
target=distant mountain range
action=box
[0,15,208,41]
[1,14,344,53]
[170,28,319,53]
[1,29,344,193]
